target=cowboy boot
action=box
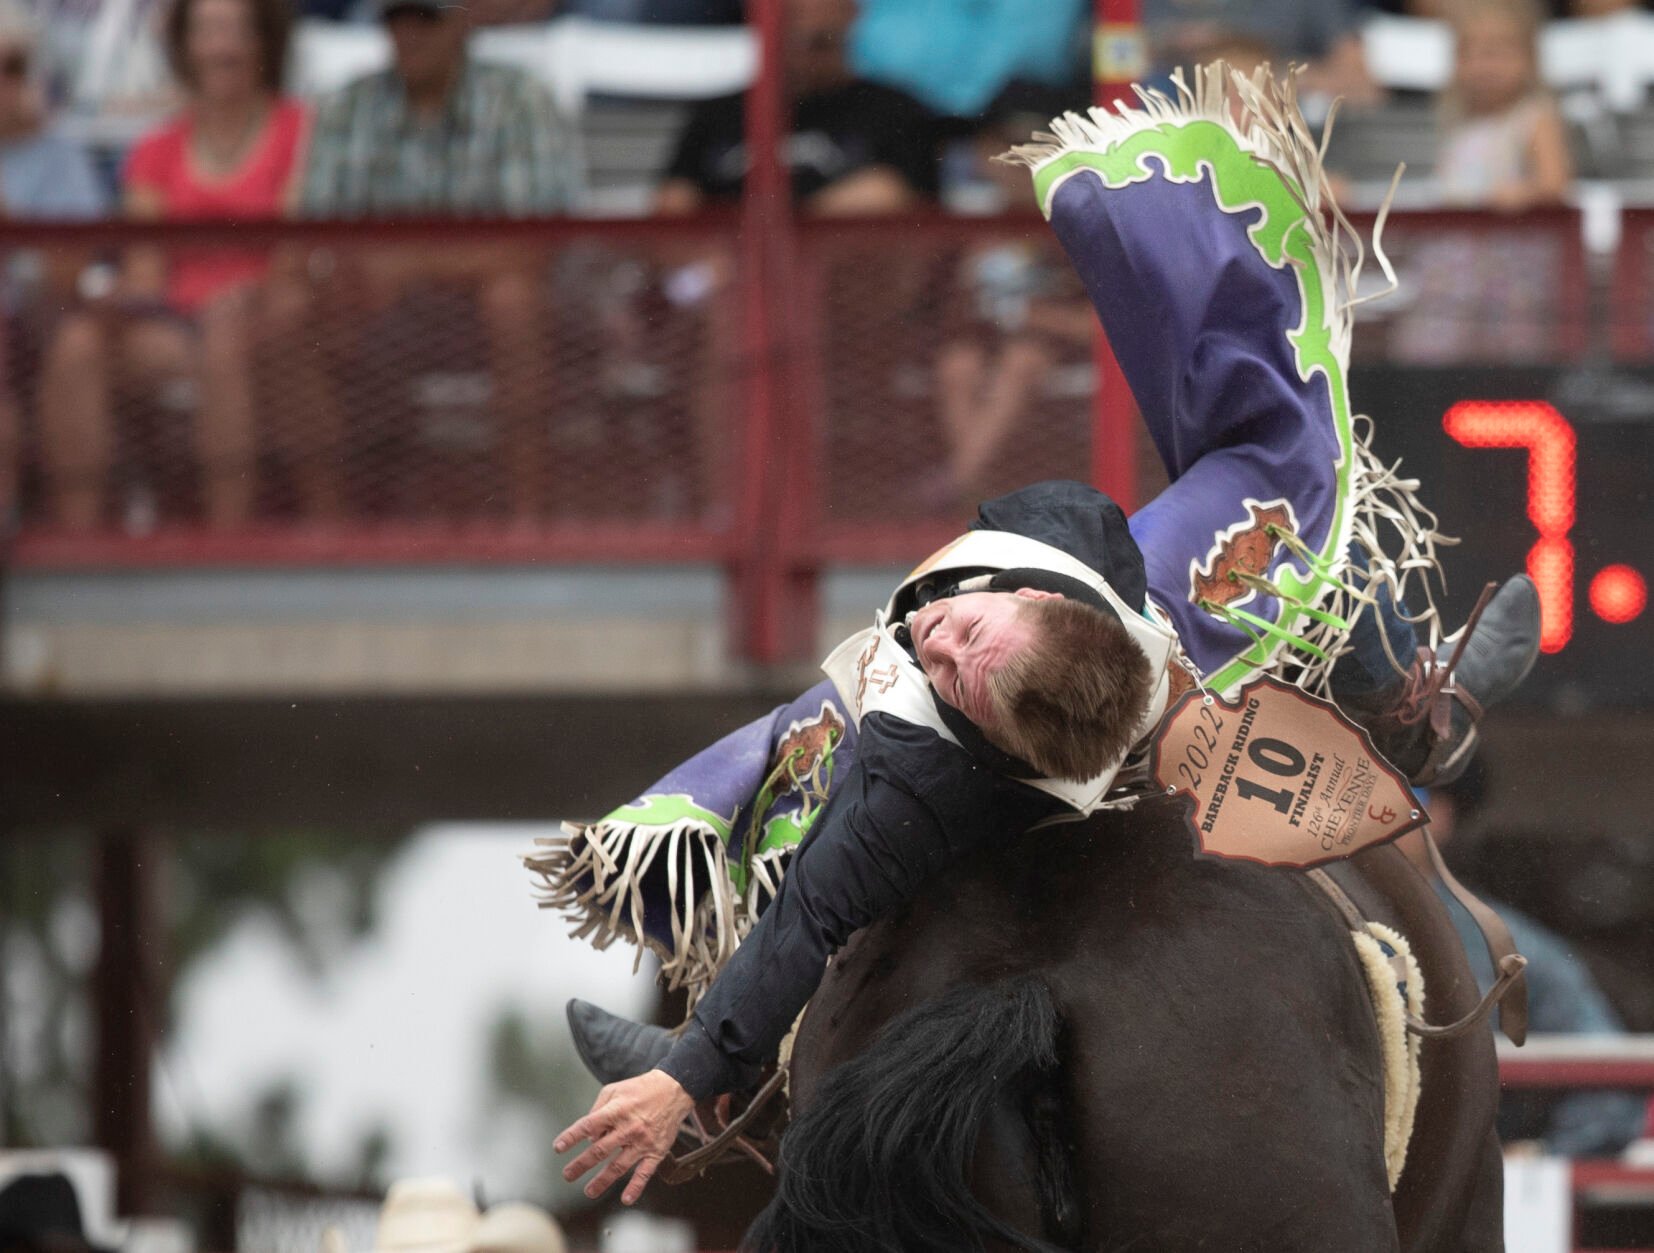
[1347,575,1541,787]
[567,999,675,1086]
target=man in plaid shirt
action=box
[297,0,582,518]
[299,0,581,217]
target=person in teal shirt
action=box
[849,0,1087,119]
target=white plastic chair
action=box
[1361,15,1453,95]
[538,16,755,116]
[287,20,391,99]
[1547,10,1654,112]
[288,15,755,117]
[1362,10,1654,111]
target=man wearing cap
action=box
[300,0,580,219]
[552,65,1544,1206]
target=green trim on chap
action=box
[1033,120,1355,693]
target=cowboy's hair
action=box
[986,596,1154,781]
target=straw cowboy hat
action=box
[470,1202,567,1253]
[320,1180,566,1253]
[323,1178,478,1253]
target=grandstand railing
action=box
[1499,1037,1654,1253]
[0,206,1597,662]
[1502,1034,1654,1090]
[1610,209,1654,359]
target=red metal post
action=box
[732,0,804,663]
[1090,0,1145,508]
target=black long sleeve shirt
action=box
[658,481,1138,1099]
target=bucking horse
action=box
[741,799,1508,1252]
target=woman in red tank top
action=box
[39,0,338,531]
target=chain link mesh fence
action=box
[0,212,1598,565]
[1348,210,1589,366]
[804,227,1100,525]
[4,224,741,541]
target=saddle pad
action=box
[1351,921,1425,1192]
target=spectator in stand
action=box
[0,1,106,219]
[1392,0,1572,363]
[299,0,581,217]
[654,0,939,213]
[1437,0,1571,209]
[1142,0,1382,107]
[0,0,107,526]
[929,87,1093,508]
[650,0,936,522]
[36,0,328,532]
[298,0,581,520]
[847,0,1087,122]
[1402,762,1646,1158]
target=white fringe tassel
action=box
[525,818,792,1012]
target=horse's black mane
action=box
[745,977,1074,1253]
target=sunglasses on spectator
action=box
[0,51,28,79]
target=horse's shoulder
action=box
[917,801,1363,985]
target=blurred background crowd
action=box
[0,0,1652,531]
[2,0,1653,1250]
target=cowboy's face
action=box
[909,589,1057,729]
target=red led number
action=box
[1443,401,1576,653]
[1590,565,1647,625]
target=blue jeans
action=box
[1330,545,1419,698]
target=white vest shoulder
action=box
[822,530,1181,816]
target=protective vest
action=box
[821,530,1180,815]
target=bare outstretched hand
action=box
[555,1069,696,1206]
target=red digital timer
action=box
[1444,400,1647,654]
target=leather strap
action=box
[1422,828,1529,1046]
[1307,867,1366,932]
[1430,582,1497,745]
[1307,842,1529,1047]
[659,1067,787,1184]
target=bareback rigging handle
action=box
[1421,827,1529,1046]
[1308,828,1529,1047]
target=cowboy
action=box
[549,65,1543,1206]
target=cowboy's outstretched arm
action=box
[555,720,1038,1201]
[555,1069,693,1205]
[651,706,1067,1099]
[654,762,948,1099]
[555,766,940,1202]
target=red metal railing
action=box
[0,206,1599,663]
[1498,1039,1654,1252]
[1610,209,1654,360]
